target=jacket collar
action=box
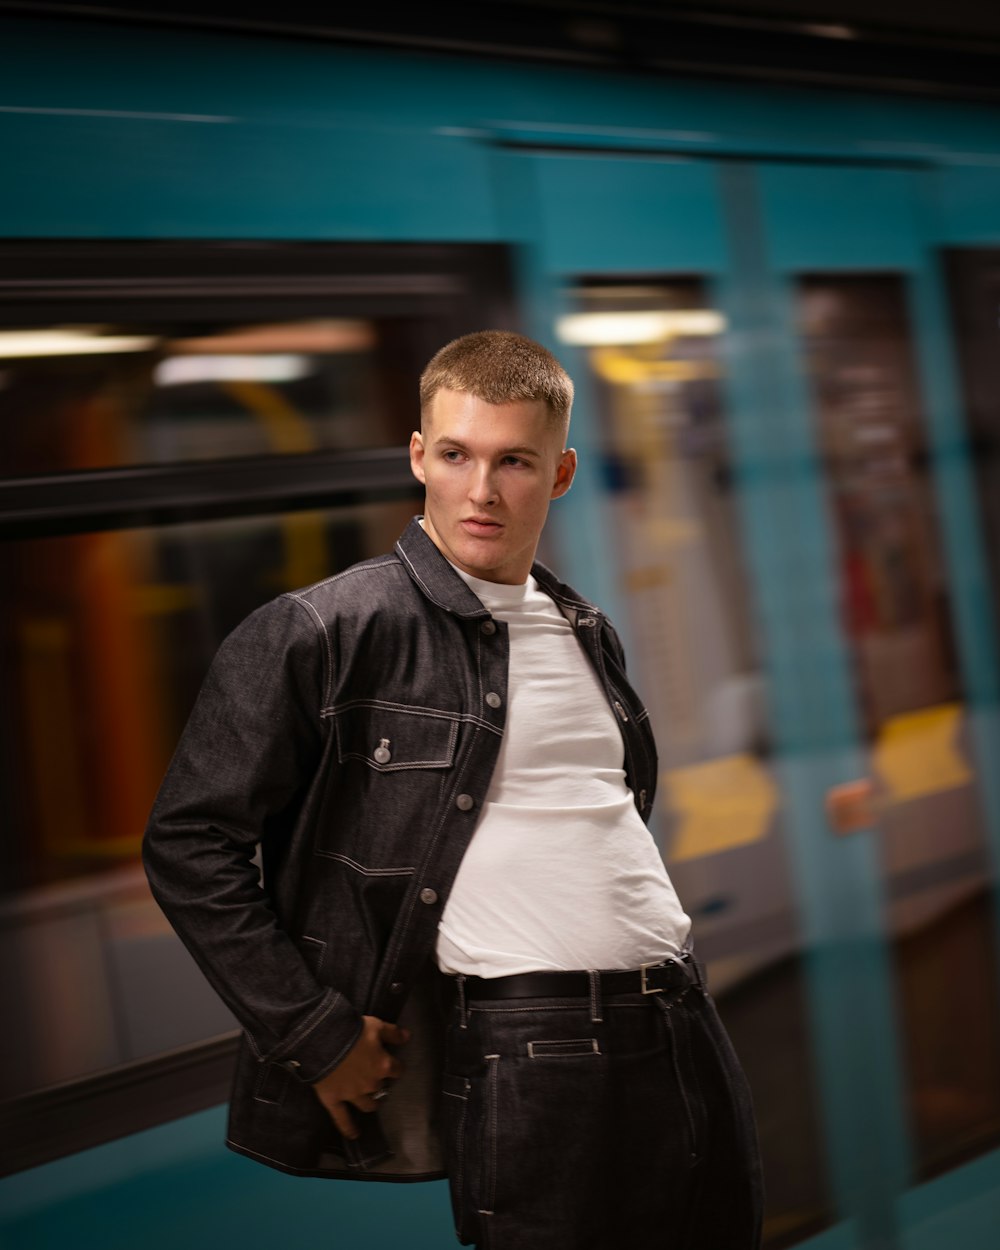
[395,516,602,622]
[395,517,490,618]
[530,559,602,619]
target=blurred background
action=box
[1,2,1000,1247]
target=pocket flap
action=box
[333,702,458,771]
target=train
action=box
[1,5,1000,1248]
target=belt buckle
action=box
[640,961,666,994]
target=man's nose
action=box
[469,464,499,506]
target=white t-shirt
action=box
[436,567,691,977]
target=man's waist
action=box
[445,954,699,1002]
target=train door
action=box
[499,146,1000,1250]
[749,163,1000,1250]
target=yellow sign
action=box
[666,753,777,862]
[873,703,971,803]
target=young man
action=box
[144,331,762,1249]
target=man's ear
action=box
[409,430,427,485]
[551,448,577,499]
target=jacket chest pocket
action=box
[331,702,459,772]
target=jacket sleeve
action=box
[142,593,362,1083]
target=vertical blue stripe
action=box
[719,162,910,1247]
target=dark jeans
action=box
[439,963,763,1250]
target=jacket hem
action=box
[225,1137,446,1183]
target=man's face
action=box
[409,387,576,585]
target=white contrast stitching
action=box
[339,753,455,770]
[395,543,454,612]
[285,593,333,709]
[326,699,465,721]
[526,1038,601,1057]
[272,989,343,1060]
[483,1054,500,1216]
[321,702,502,738]
[294,557,398,595]
[315,851,414,877]
[589,969,603,1024]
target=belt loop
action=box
[457,974,468,1028]
[588,969,603,1024]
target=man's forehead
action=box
[424,388,557,441]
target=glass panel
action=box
[563,280,833,1246]
[0,317,422,475]
[798,274,1000,1179]
[0,500,415,1097]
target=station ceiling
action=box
[3,1,1000,101]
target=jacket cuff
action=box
[269,990,364,1085]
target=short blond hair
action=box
[420,331,573,437]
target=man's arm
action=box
[142,594,364,1087]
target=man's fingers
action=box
[310,1018,411,1140]
[379,1022,411,1047]
[329,1100,359,1140]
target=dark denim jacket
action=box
[143,518,658,1179]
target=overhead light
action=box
[0,328,158,358]
[154,354,313,386]
[170,320,374,354]
[802,23,856,40]
[556,310,726,346]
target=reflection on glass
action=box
[562,286,755,771]
[0,500,416,1097]
[564,281,832,1246]
[0,318,419,475]
[800,282,958,731]
[799,275,1000,1179]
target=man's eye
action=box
[442,450,464,462]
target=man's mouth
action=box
[461,516,503,535]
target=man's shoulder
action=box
[531,560,601,617]
[282,550,414,621]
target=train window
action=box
[563,278,834,1245]
[799,278,960,730]
[1,502,420,1101]
[0,240,513,1170]
[797,273,1000,1180]
[0,319,412,475]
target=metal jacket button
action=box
[480,619,496,635]
[456,794,474,811]
[373,738,391,764]
[419,887,438,905]
[579,615,597,627]
[485,692,501,708]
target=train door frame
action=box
[751,157,1000,1248]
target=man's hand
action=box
[312,1015,410,1140]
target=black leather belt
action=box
[456,955,696,1001]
